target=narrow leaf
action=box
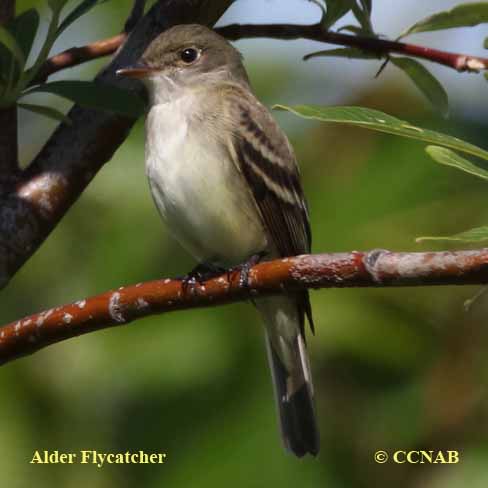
[416,226,488,243]
[351,1,374,34]
[0,26,25,68]
[8,9,40,61]
[304,47,380,61]
[425,145,488,180]
[400,2,488,38]
[323,0,353,29]
[274,105,488,161]
[360,0,372,15]
[390,57,449,116]
[24,80,145,117]
[48,0,69,14]
[337,24,364,34]
[18,102,71,124]
[58,0,109,35]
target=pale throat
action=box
[143,75,186,106]
[143,68,244,107]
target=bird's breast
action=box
[145,100,267,266]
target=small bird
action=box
[117,24,319,457]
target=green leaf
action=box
[48,0,69,14]
[0,25,25,68]
[0,43,10,82]
[400,2,488,38]
[8,9,40,61]
[323,0,354,29]
[24,80,145,118]
[359,0,372,15]
[337,24,365,34]
[274,105,488,161]
[351,0,374,34]
[18,102,71,124]
[416,226,488,243]
[304,47,380,61]
[425,145,488,179]
[57,0,109,36]
[390,57,449,116]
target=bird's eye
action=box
[180,48,199,64]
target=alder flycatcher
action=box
[117,24,319,457]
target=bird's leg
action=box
[228,251,267,289]
[178,262,226,294]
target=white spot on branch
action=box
[63,313,73,324]
[466,58,486,72]
[18,173,69,219]
[35,308,54,328]
[109,292,125,323]
[136,298,149,309]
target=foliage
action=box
[305,1,488,117]
[2,1,488,487]
[0,0,142,120]
[276,103,488,242]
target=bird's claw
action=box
[178,262,226,294]
[228,252,267,289]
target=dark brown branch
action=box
[0,0,234,289]
[124,0,147,33]
[1,249,488,366]
[0,0,18,179]
[35,22,488,83]
[217,23,488,73]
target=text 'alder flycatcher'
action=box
[117,24,319,457]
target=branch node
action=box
[363,249,390,283]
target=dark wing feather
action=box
[223,87,314,332]
[237,111,311,256]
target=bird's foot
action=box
[178,262,226,294]
[228,251,267,289]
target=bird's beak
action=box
[116,61,155,79]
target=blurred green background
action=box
[2,1,488,487]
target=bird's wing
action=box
[221,84,314,331]
[222,85,311,257]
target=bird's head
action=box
[117,24,249,103]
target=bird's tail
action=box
[257,295,319,457]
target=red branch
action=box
[34,34,127,84]
[36,22,488,82]
[1,249,488,366]
[218,23,488,73]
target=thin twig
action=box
[1,249,488,366]
[34,34,127,84]
[217,23,488,73]
[34,0,146,84]
[35,22,488,83]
